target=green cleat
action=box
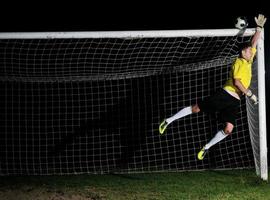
[159,119,168,134]
[197,146,208,160]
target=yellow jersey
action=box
[223,47,256,94]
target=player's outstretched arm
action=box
[251,14,267,48]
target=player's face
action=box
[242,47,253,61]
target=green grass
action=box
[0,169,269,200]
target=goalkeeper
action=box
[159,14,267,160]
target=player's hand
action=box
[249,94,258,105]
[255,14,267,30]
[246,90,258,105]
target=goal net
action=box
[0,29,267,180]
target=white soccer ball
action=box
[235,17,248,29]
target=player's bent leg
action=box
[160,106,193,135]
[198,129,228,160]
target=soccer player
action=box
[159,14,267,160]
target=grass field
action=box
[0,169,269,200]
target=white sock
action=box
[166,106,192,124]
[205,130,228,150]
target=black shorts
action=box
[197,89,240,125]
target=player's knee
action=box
[224,129,232,135]
[192,104,200,113]
[224,123,234,135]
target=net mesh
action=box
[0,34,257,175]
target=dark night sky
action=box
[0,2,269,31]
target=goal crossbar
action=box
[0,29,255,39]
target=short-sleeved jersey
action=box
[223,47,256,94]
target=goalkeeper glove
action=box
[255,14,267,31]
[246,90,258,105]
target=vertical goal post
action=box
[257,30,268,181]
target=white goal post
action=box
[256,30,268,181]
[0,29,267,180]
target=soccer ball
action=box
[235,17,248,29]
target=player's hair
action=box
[238,42,252,57]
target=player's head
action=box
[239,42,253,61]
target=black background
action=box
[1,1,270,157]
